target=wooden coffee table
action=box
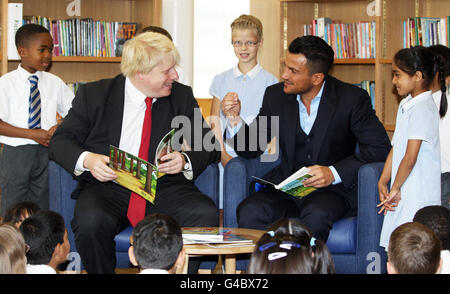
[178,227,265,274]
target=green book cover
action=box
[252,167,316,199]
[108,145,164,204]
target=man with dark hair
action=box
[223,35,391,240]
[414,205,450,274]
[20,210,70,274]
[128,213,185,274]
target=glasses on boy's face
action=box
[232,40,259,48]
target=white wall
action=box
[193,0,249,98]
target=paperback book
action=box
[109,145,163,204]
[252,167,316,198]
[182,228,253,245]
[114,22,138,56]
[108,129,177,203]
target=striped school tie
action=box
[28,75,41,129]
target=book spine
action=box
[403,20,406,48]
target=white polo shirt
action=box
[209,63,278,157]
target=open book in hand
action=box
[252,166,316,198]
[155,128,176,167]
[109,145,163,204]
[108,129,178,204]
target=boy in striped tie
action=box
[0,24,74,217]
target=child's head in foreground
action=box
[129,213,185,273]
[387,222,442,274]
[4,201,40,229]
[0,224,27,274]
[248,218,335,274]
[413,205,450,251]
[20,210,70,269]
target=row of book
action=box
[68,79,374,110]
[303,18,376,59]
[23,16,138,57]
[402,17,449,48]
[354,80,375,109]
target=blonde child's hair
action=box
[0,224,27,274]
[230,14,263,41]
[120,32,180,77]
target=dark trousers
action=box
[442,172,450,209]
[0,144,49,217]
[237,187,351,241]
[71,176,219,274]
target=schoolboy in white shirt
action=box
[0,24,74,216]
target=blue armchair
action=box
[49,160,220,270]
[223,156,387,274]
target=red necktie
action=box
[127,97,153,227]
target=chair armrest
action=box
[223,156,281,227]
[356,162,387,274]
[48,160,78,251]
[194,163,220,207]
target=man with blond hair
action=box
[49,32,220,274]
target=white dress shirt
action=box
[75,77,155,174]
[26,264,57,274]
[439,250,450,274]
[0,64,74,146]
[139,268,170,274]
[75,77,192,179]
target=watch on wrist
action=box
[181,152,191,171]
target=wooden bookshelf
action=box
[380,0,450,128]
[51,56,122,63]
[279,0,450,131]
[0,0,162,82]
[333,58,376,65]
[384,124,396,132]
[280,0,379,122]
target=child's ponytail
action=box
[434,54,448,117]
[428,44,450,118]
[310,237,335,274]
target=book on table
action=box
[182,228,253,245]
[252,166,316,198]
